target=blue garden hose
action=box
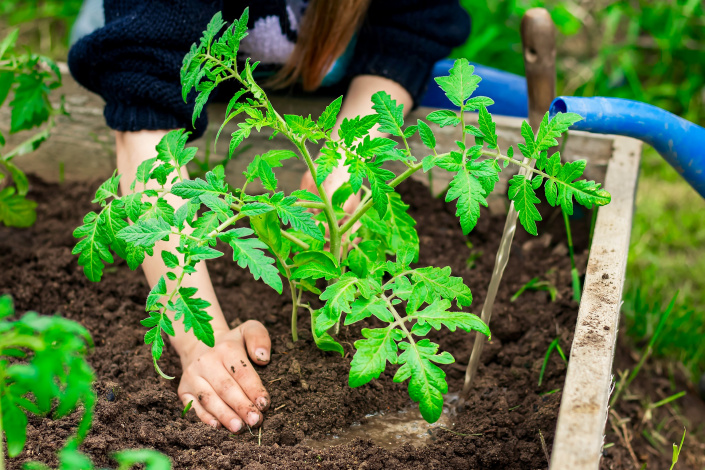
[550,96,705,199]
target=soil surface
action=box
[1,176,702,469]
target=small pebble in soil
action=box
[106,389,116,402]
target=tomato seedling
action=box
[0,29,64,227]
[74,9,610,423]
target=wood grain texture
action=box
[549,135,642,469]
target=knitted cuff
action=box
[103,101,208,141]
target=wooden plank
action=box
[549,135,642,469]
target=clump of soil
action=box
[3,176,698,469]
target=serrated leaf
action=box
[446,167,487,234]
[174,287,214,346]
[349,328,398,387]
[72,211,113,281]
[414,300,489,335]
[0,187,36,228]
[318,95,343,131]
[371,91,404,136]
[366,162,395,217]
[319,272,359,322]
[426,109,460,128]
[463,96,494,111]
[417,120,436,150]
[291,251,340,280]
[478,105,497,149]
[536,112,583,152]
[411,266,473,307]
[274,197,323,241]
[315,142,340,186]
[338,114,378,146]
[396,339,449,423]
[508,174,542,235]
[146,276,168,310]
[219,228,283,293]
[117,217,171,247]
[345,297,393,325]
[434,58,480,107]
[356,136,397,158]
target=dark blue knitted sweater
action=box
[68,0,470,139]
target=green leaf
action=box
[274,197,323,241]
[291,251,341,280]
[319,272,359,323]
[349,328,399,387]
[72,211,113,282]
[156,129,197,169]
[414,300,489,336]
[446,167,487,235]
[113,449,172,470]
[261,149,298,167]
[536,112,583,152]
[310,308,344,356]
[478,105,498,149]
[117,217,171,247]
[92,171,121,206]
[345,240,384,278]
[356,136,397,158]
[417,120,436,150]
[317,95,343,131]
[426,109,460,128]
[345,297,393,325]
[338,114,378,146]
[219,228,283,293]
[366,162,395,217]
[315,141,341,186]
[434,58,480,107]
[463,96,494,111]
[411,266,473,307]
[508,174,542,235]
[358,192,419,261]
[174,287,214,347]
[146,276,167,310]
[291,189,323,204]
[10,71,51,133]
[0,29,19,60]
[0,187,36,228]
[371,91,404,137]
[395,339,449,423]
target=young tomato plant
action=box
[0,29,64,227]
[0,295,172,470]
[73,9,611,423]
[0,295,94,469]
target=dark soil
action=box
[1,176,701,469]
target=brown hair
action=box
[267,0,372,91]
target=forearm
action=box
[335,74,413,137]
[116,130,229,360]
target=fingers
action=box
[180,391,220,429]
[206,367,263,429]
[240,320,271,365]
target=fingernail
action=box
[209,419,219,428]
[256,397,268,410]
[229,419,243,433]
[255,348,270,362]
[247,411,260,427]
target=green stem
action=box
[295,141,340,260]
[287,274,298,342]
[280,230,310,250]
[562,209,581,302]
[339,162,423,235]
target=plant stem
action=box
[562,209,581,302]
[339,162,423,235]
[295,141,340,260]
[288,277,298,342]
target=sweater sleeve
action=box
[347,0,471,106]
[68,0,222,140]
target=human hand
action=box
[177,320,271,433]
